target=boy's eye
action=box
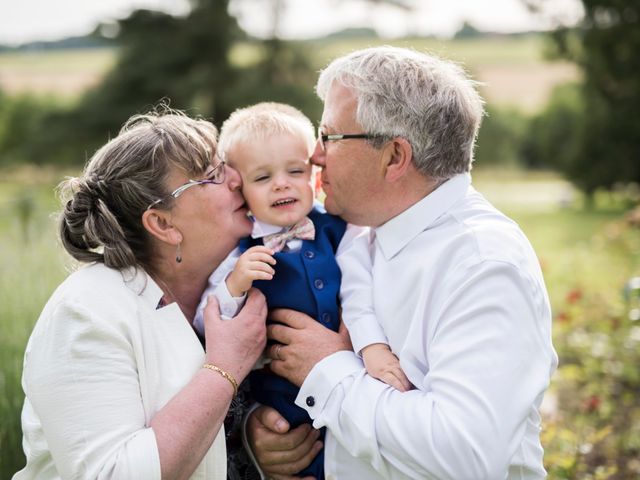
[289,169,304,175]
[254,175,270,182]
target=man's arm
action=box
[268,261,557,479]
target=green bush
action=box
[475,105,529,168]
[0,91,63,167]
[520,83,583,171]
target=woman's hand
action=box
[203,288,267,383]
[246,405,322,480]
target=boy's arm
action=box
[361,344,412,392]
[226,245,276,297]
[195,246,275,334]
[335,225,388,355]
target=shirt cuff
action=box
[295,351,363,420]
[347,316,389,356]
[214,277,246,320]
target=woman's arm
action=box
[24,287,266,480]
[152,291,267,479]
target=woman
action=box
[14,109,267,479]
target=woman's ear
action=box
[142,209,182,246]
[383,137,413,183]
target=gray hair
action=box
[219,102,316,160]
[316,46,485,180]
[58,108,217,272]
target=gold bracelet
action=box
[202,363,238,396]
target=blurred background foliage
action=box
[1,0,640,477]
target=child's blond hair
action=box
[218,102,316,158]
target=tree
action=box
[31,0,243,165]
[526,0,640,199]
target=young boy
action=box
[194,102,411,478]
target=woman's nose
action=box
[226,164,242,191]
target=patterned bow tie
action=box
[262,217,315,252]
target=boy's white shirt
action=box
[194,217,388,354]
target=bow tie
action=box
[262,217,315,252]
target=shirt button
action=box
[314,279,324,290]
[322,312,331,323]
[304,250,315,259]
[306,396,315,407]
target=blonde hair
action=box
[218,102,316,160]
[58,108,218,271]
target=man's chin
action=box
[323,198,340,216]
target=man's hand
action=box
[267,309,353,387]
[362,343,413,392]
[226,246,276,296]
[246,405,321,480]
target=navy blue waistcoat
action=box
[240,207,345,478]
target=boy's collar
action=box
[251,218,286,239]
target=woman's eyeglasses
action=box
[146,160,226,210]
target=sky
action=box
[0,0,583,46]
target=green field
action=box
[1,165,639,477]
[1,35,577,112]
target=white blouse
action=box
[14,263,226,480]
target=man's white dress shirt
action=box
[295,173,558,479]
[14,264,227,480]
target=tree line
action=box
[0,0,638,203]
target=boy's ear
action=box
[142,209,182,245]
[383,137,413,183]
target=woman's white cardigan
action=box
[14,263,226,480]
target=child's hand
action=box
[362,343,412,392]
[226,246,276,297]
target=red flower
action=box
[584,395,601,413]
[566,288,583,304]
[556,312,569,323]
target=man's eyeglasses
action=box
[146,160,226,210]
[317,129,382,152]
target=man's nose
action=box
[310,140,325,167]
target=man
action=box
[247,46,558,479]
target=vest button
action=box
[322,312,331,323]
[304,250,315,259]
[306,396,315,407]
[314,279,324,290]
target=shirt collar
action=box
[375,173,471,260]
[251,218,285,239]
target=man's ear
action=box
[142,209,182,246]
[383,137,413,183]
